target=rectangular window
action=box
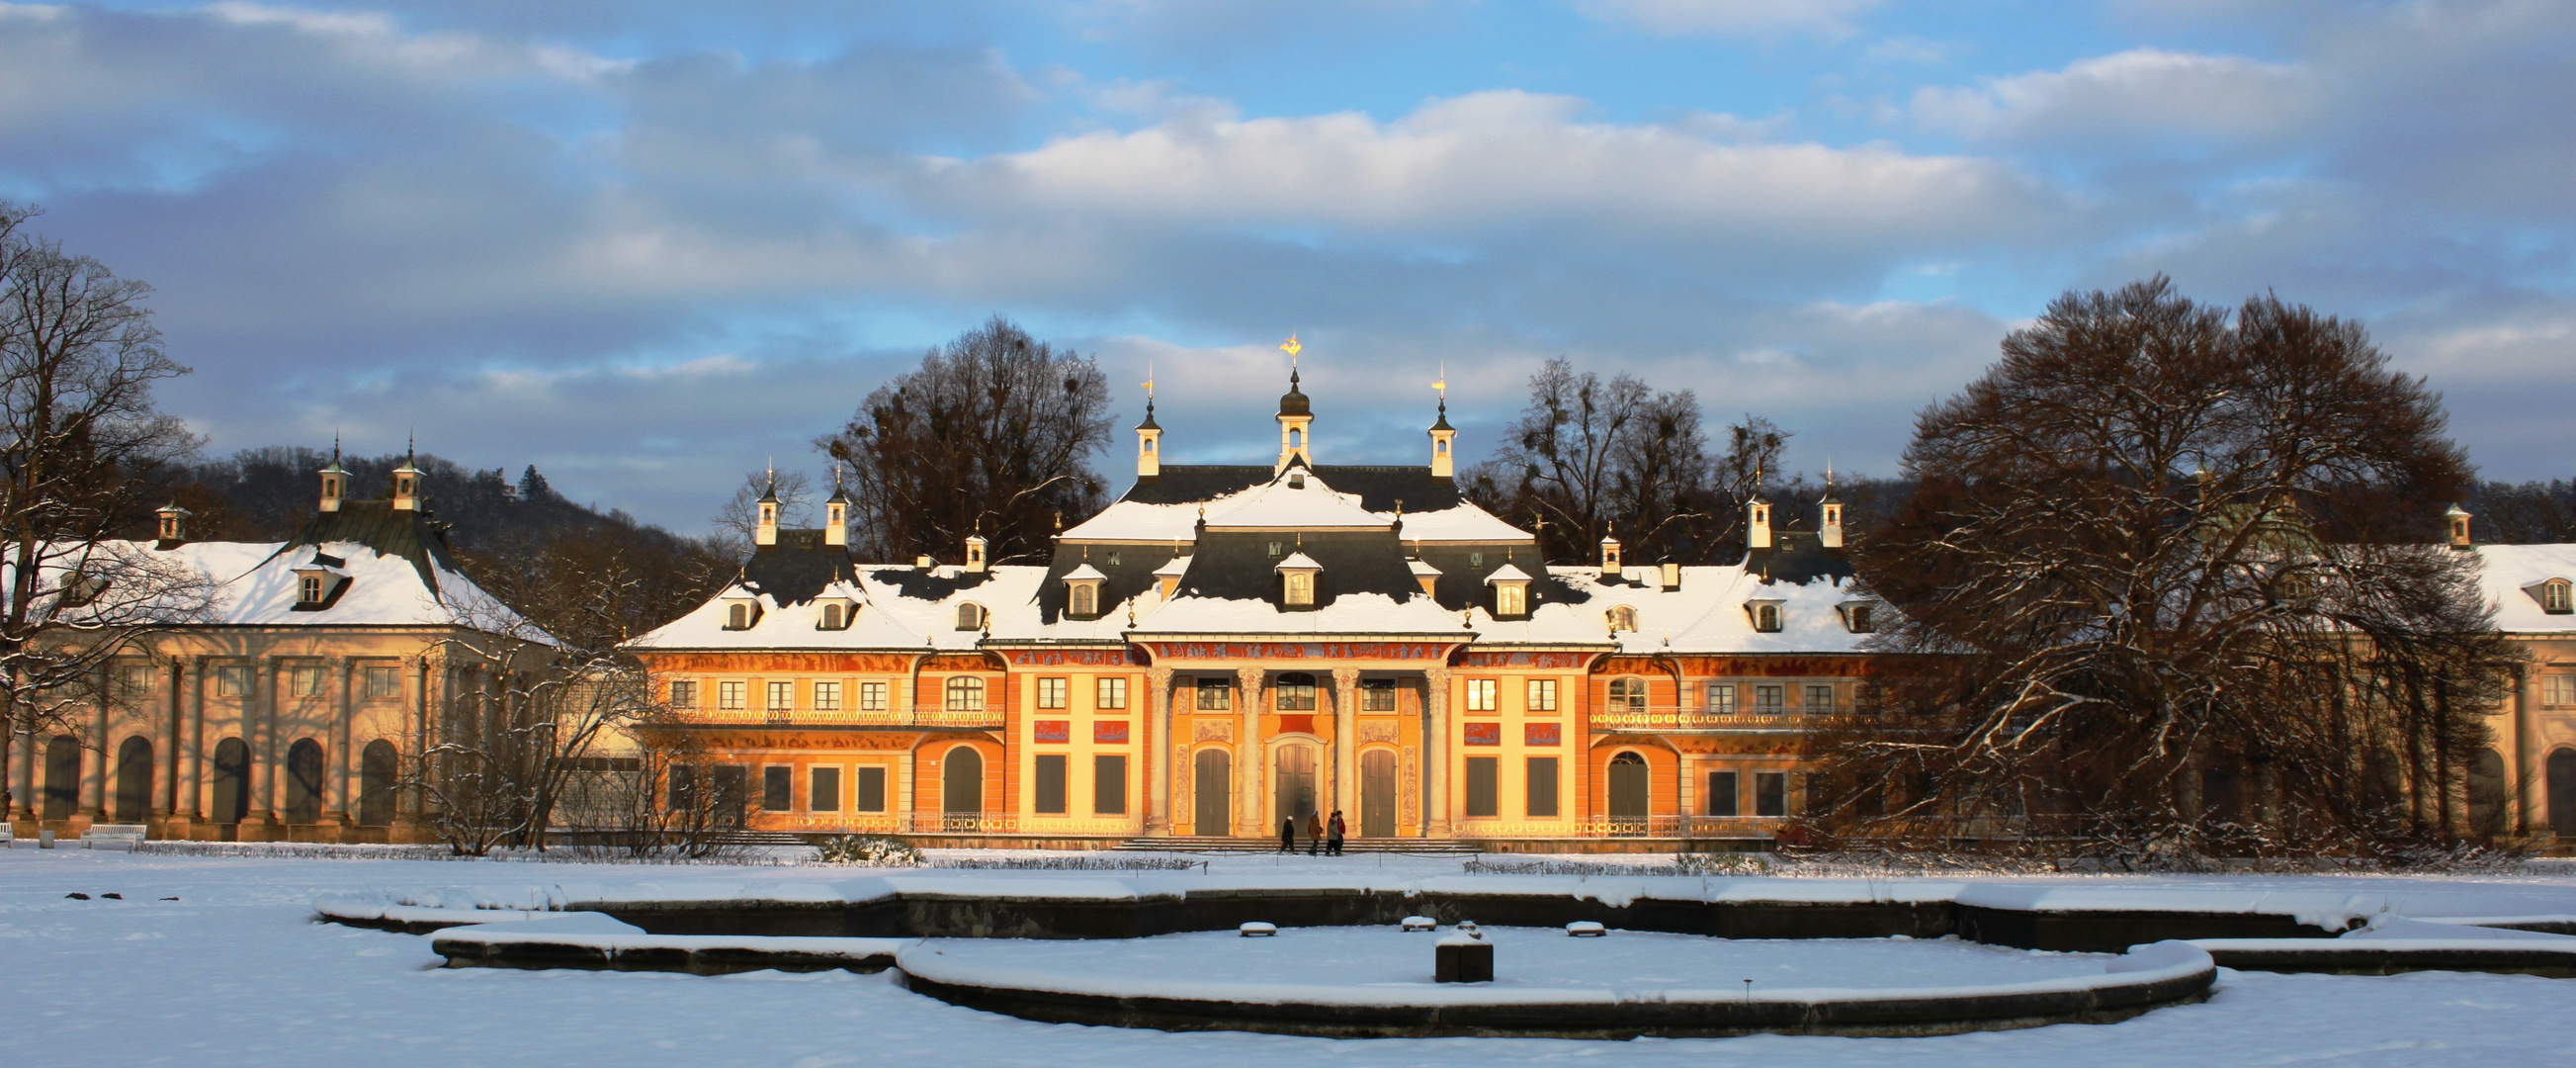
[1706,770,1740,816]
[1096,676,1129,709]
[761,765,792,811]
[718,681,745,710]
[810,766,841,812]
[1525,678,1557,712]
[1094,755,1128,815]
[290,667,323,698]
[854,766,887,812]
[117,665,151,697]
[667,763,696,811]
[858,680,888,711]
[1464,756,1499,818]
[712,764,748,820]
[1360,678,1397,711]
[1034,754,1068,814]
[1526,756,1559,818]
[215,666,251,697]
[1755,685,1784,715]
[1754,771,1787,817]
[814,681,841,712]
[766,680,794,712]
[1706,683,1736,716]
[1465,678,1498,711]
[1806,684,1836,715]
[1037,676,1069,710]
[367,666,400,699]
[1195,677,1232,710]
[2546,674,2576,707]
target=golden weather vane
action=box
[1280,333,1301,367]
[1433,361,1447,400]
[1143,361,1155,398]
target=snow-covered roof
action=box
[2474,544,2576,634]
[1063,467,1525,545]
[1396,500,1530,543]
[4,536,541,639]
[1063,564,1107,581]
[1274,552,1321,572]
[1202,471,1386,530]
[1485,563,1531,583]
[1459,566,1877,655]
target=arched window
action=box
[1607,677,1648,713]
[1756,604,1781,632]
[1275,671,1317,711]
[819,603,843,630]
[1071,584,1095,616]
[945,676,986,712]
[300,575,324,604]
[114,736,153,824]
[727,603,751,630]
[1607,605,1637,632]
[1496,584,1524,615]
[956,603,984,630]
[1283,572,1313,605]
[2546,578,2573,614]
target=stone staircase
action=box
[1112,836,1482,855]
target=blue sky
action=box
[3,1,2569,531]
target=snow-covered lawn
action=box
[8,847,2576,1066]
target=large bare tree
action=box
[0,202,213,816]
[1811,277,2515,857]
[817,317,1111,565]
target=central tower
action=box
[1276,333,1312,473]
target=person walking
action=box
[1328,810,1346,855]
[1279,815,1296,853]
[1306,810,1325,856]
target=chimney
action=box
[1660,562,1680,591]
[966,535,988,573]
[1599,536,1622,580]
[2447,503,2472,550]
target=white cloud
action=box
[1577,0,1883,39]
[1910,47,2321,147]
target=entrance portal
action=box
[942,746,984,831]
[1360,750,1396,838]
[43,735,79,821]
[1194,749,1231,836]
[1607,752,1649,834]
[115,737,153,824]
[211,737,249,824]
[1274,745,1318,830]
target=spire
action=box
[823,463,850,548]
[390,433,423,511]
[754,460,779,547]
[1275,333,1313,473]
[1136,365,1163,481]
[1426,364,1456,479]
[317,433,349,512]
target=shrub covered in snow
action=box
[815,836,925,867]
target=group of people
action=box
[1279,810,1347,855]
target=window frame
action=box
[1607,677,1648,713]
[1463,756,1500,818]
[1706,769,1740,816]
[668,679,698,710]
[1464,678,1499,712]
[1705,682,1736,716]
[1360,677,1398,711]
[809,765,841,812]
[858,680,888,712]
[1033,753,1069,815]
[766,680,794,712]
[718,680,746,711]
[1525,756,1560,818]
[813,680,841,712]
[1525,677,1557,712]
[1275,672,1318,711]
[1754,771,1788,817]
[366,666,401,700]
[1806,684,1837,715]
[1195,677,1233,710]
[1036,676,1070,710]
[944,676,987,712]
[1096,676,1129,710]
[1093,754,1128,816]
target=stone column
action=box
[1236,667,1262,838]
[180,658,206,821]
[247,657,280,827]
[326,657,353,827]
[159,660,182,820]
[81,666,110,820]
[1422,667,1451,837]
[2514,665,2539,835]
[1146,667,1174,836]
[8,726,33,820]
[1331,668,1359,823]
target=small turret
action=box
[1599,536,1622,580]
[754,468,779,547]
[389,436,422,512]
[1818,467,1845,550]
[1428,366,1456,480]
[317,440,349,513]
[2446,503,2472,550]
[155,502,191,549]
[1747,490,1773,551]
[1275,334,1313,473]
[1136,372,1162,481]
[965,534,987,573]
[823,468,850,548]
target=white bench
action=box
[83,824,147,850]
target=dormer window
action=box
[817,599,858,630]
[1486,563,1532,618]
[1072,585,1094,615]
[2538,578,2573,615]
[1746,597,1783,633]
[1063,564,1108,620]
[956,602,986,630]
[1275,552,1322,609]
[1606,605,1637,632]
[300,575,324,604]
[724,601,759,630]
[290,553,349,611]
[1838,600,1875,633]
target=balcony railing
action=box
[1589,705,1846,732]
[1452,816,1785,839]
[752,812,1144,836]
[680,706,1007,729]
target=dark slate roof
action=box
[738,529,859,606]
[1742,529,1855,585]
[1119,464,1467,513]
[1173,529,1424,611]
[271,500,460,599]
[862,564,998,601]
[1031,541,1180,623]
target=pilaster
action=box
[1331,668,1358,825]
[1423,666,1451,837]
[1236,667,1262,837]
[1146,667,1174,836]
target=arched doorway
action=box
[941,746,983,831]
[42,735,80,822]
[115,737,153,824]
[2549,749,2576,839]
[1360,749,1397,838]
[1193,748,1231,836]
[359,741,399,827]
[1274,745,1317,829]
[211,738,250,824]
[285,739,325,825]
[1607,752,1649,834]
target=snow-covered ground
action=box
[9,847,2576,1066]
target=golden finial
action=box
[1143,361,1155,399]
[1433,362,1447,400]
[1279,333,1301,364]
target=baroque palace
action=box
[626,357,1910,849]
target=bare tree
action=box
[1810,277,2512,857]
[818,316,1111,565]
[1463,358,1652,561]
[706,468,813,559]
[0,201,213,814]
